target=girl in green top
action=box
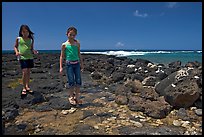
[14,25,38,98]
[60,26,84,105]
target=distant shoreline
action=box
[2,50,202,66]
[2,49,202,54]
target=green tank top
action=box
[18,37,33,60]
[64,41,80,61]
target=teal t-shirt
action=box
[64,41,79,61]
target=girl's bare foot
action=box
[21,89,27,94]
[68,97,77,105]
[76,99,83,105]
[26,87,33,93]
[21,88,27,98]
[74,97,82,105]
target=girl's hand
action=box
[60,68,63,75]
[33,50,39,54]
[80,64,84,72]
[15,52,21,56]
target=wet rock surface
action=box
[2,53,202,135]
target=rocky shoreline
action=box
[2,53,202,135]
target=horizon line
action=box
[2,49,202,51]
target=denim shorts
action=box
[66,61,82,89]
[19,59,34,69]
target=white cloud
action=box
[133,10,148,18]
[115,42,124,47]
[167,2,178,8]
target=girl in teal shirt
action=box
[60,26,84,105]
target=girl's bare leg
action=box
[25,68,33,93]
[22,69,27,94]
[74,87,82,104]
[68,87,76,105]
[22,69,27,90]
[26,68,30,89]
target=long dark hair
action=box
[19,25,34,40]
[66,26,77,35]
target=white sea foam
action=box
[81,51,146,57]
[81,50,176,57]
[81,50,202,57]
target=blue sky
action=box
[2,2,202,50]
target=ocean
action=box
[2,50,202,65]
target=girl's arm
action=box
[77,40,84,71]
[60,44,66,74]
[31,39,38,54]
[14,37,20,56]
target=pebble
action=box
[108,109,114,113]
[181,121,190,128]
[61,107,77,115]
[171,84,176,87]
[194,109,202,116]
[61,110,69,115]
[192,122,201,128]
[15,120,23,124]
[138,115,146,119]
[93,125,99,130]
[190,131,198,135]
[68,107,77,113]
[122,110,127,113]
[155,119,163,125]
[105,125,110,128]
[150,123,160,127]
[134,122,143,128]
[139,118,150,122]
[173,120,182,127]
[184,131,190,135]
[187,126,196,132]
[35,128,41,133]
[129,120,143,127]
[190,107,197,110]
[100,97,106,100]
[102,120,109,124]
[117,109,123,112]
[2,111,5,116]
[170,109,178,115]
[127,64,135,68]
